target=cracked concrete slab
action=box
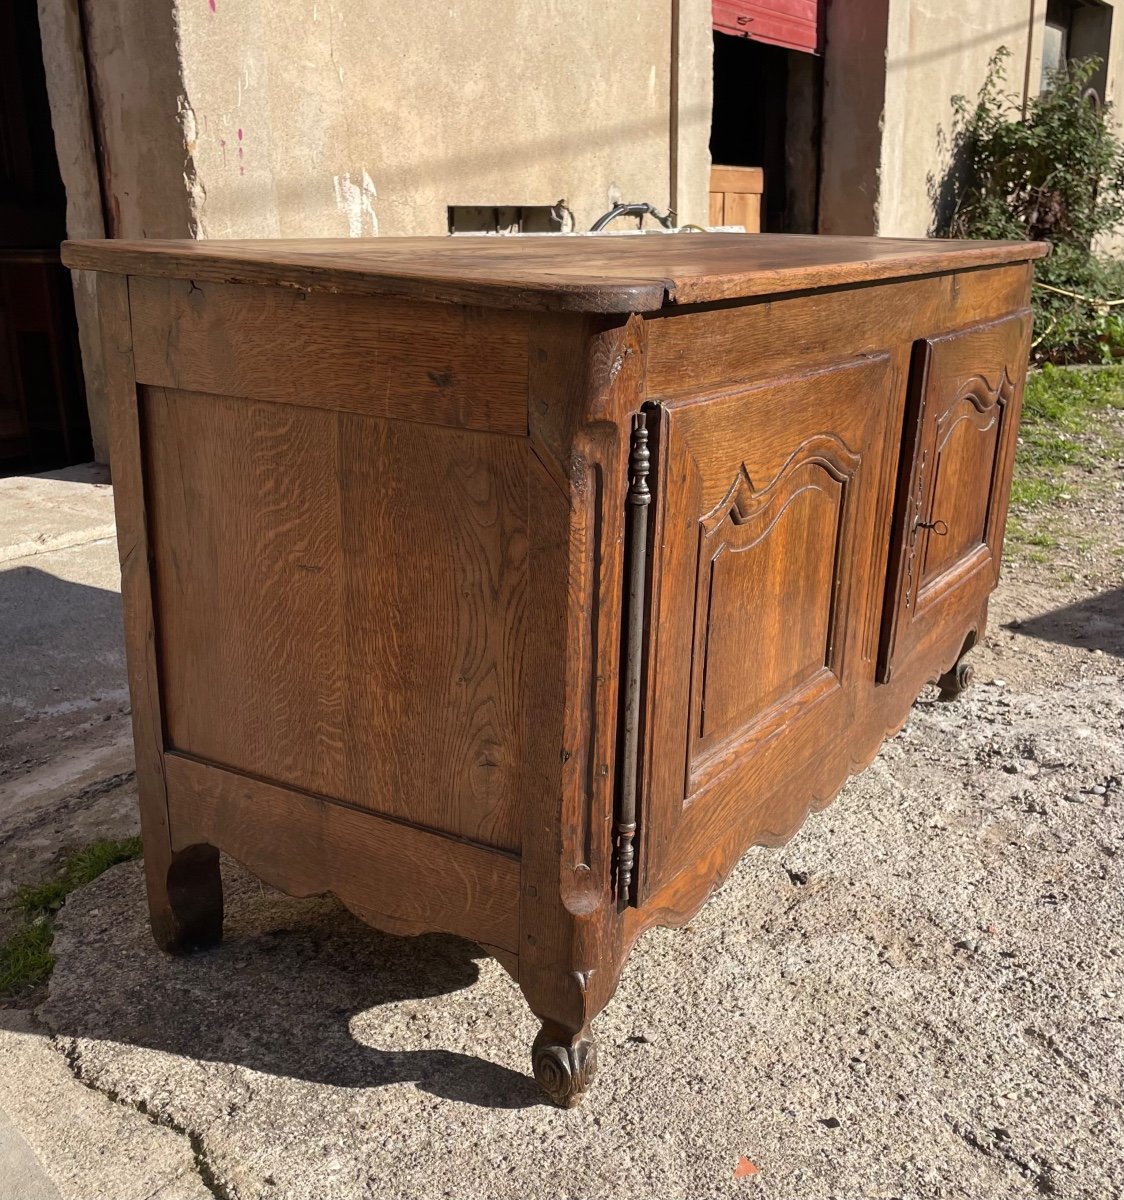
[0,1010,212,1200]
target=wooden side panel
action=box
[144,387,528,853]
[165,754,520,954]
[129,277,530,435]
[879,311,1031,681]
[641,354,896,894]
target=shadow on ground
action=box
[35,860,541,1110]
[0,566,125,734]
[1006,584,1124,658]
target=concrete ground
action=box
[1,445,1122,1200]
[0,465,137,935]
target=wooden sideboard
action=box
[63,232,1047,1106]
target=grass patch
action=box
[1023,364,1124,424]
[1009,475,1068,510]
[1005,365,1124,561]
[0,836,142,999]
[1019,364,1124,469]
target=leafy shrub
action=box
[933,48,1124,363]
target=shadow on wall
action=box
[1006,585,1124,658]
[29,861,543,1110]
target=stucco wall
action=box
[40,0,711,459]
[821,0,1124,241]
[877,0,1041,238]
[36,0,110,461]
[877,0,1124,240]
[818,0,891,235]
[175,0,711,239]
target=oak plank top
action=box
[62,232,1048,314]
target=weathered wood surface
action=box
[97,274,222,952]
[145,386,529,854]
[129,276,529,434]
[63,233,1047,313]
[165,754,520,954]
[84,231,1042,1106]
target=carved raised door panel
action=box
[878,312,1031,682]
[639,355,898,898]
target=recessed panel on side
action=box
[143,385,528,854]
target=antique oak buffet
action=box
[63,233,1047,1106]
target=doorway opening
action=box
[708,29,823,233]
[0,3,91,473]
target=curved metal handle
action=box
[916,518,949,536]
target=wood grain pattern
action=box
[144,387,528,853]
[62,233,1047,314]
[165,753,520,954]
[129,276,529,435]
[879,311,1031,682]
[645,264,1032,397]
[641,354,896,896]
[689,435,860,770]
[517,313,643,1047]
[98,274,222,951]
[708,166,764,233]
[86,230,1041,1106]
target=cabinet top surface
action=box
[62,232,1047,314]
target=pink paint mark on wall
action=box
[208,0,216,12]
[237,128,244,175]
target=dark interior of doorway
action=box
[0,3,91,474]
[709,30,822,234]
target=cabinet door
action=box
[878,312,1031,682]
[639,354,897,898]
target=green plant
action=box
[0,836,142,998]
[934,49,1124,363]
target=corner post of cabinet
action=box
[97,272,222,952]
[519,309,649,1040]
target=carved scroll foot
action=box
[148,843,224,954]
[937,658,975,702]
[532,1021,598,1108]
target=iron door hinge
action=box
[614,408,654,905]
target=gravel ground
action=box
[37,668,1124,1200]
[5,407,1124,1200]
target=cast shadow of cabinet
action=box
[31,860,541,1110]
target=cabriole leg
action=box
[937,656,975,702]
[531,1020,598,1108]
[147,843,224,954]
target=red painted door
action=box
[712,0,821,54]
